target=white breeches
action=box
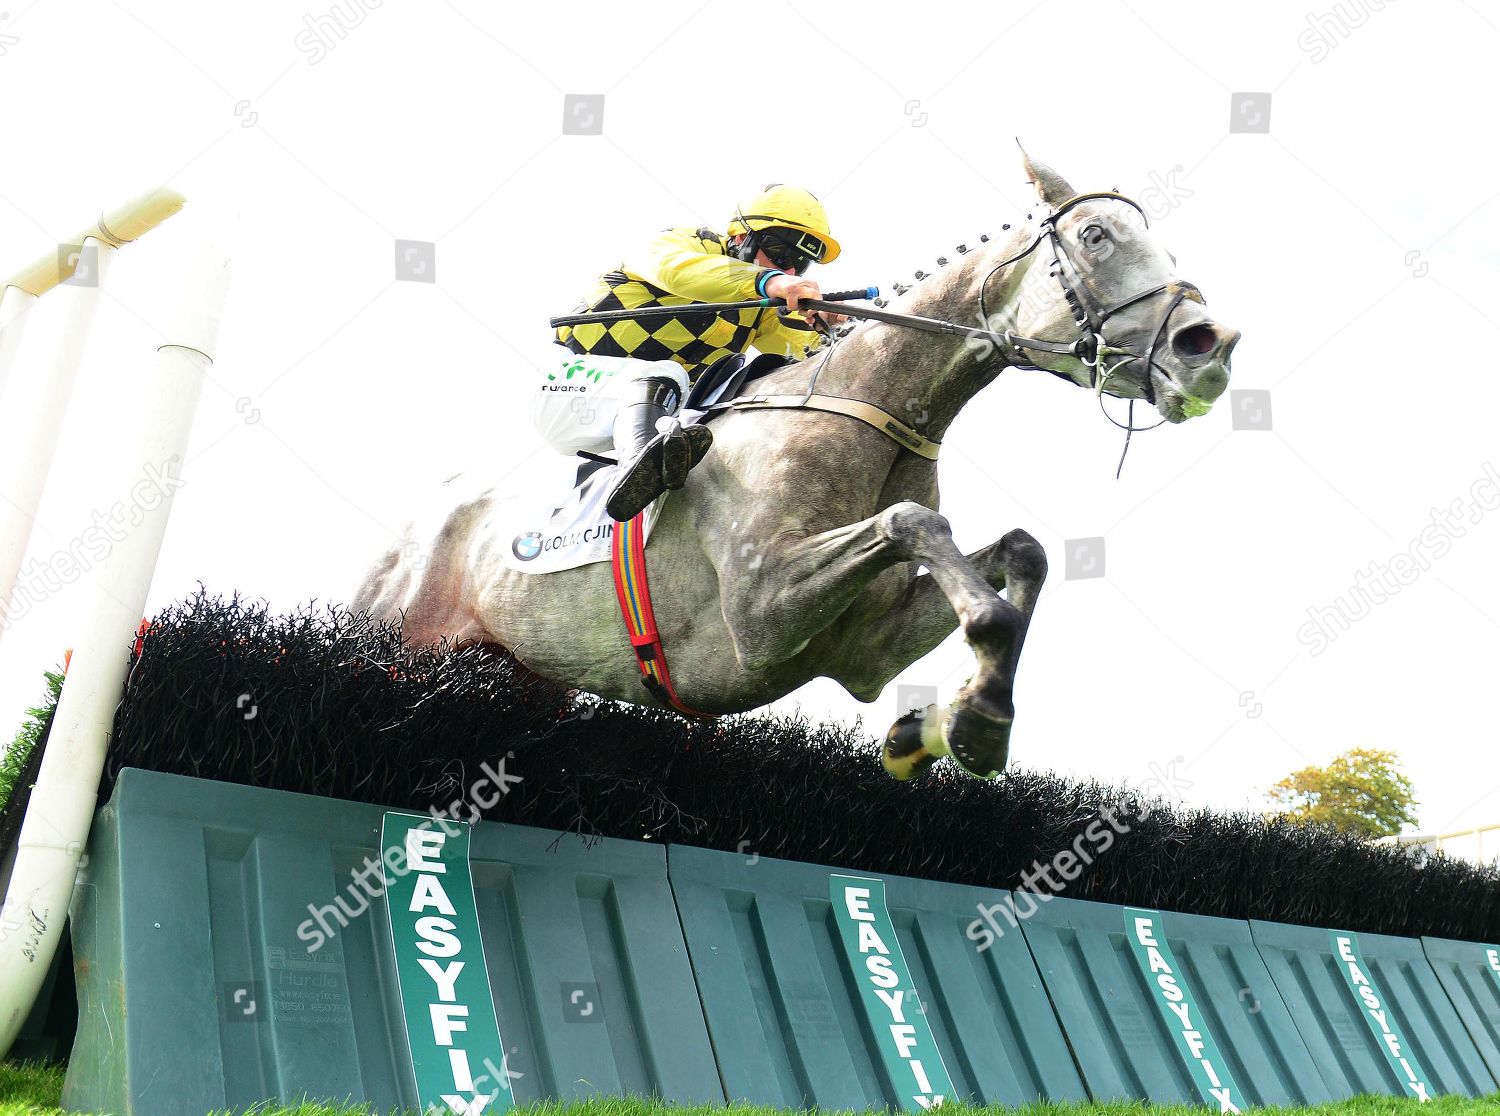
[528,343,690,455]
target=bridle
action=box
[707,190,1216,476]
[979,191,1206,438]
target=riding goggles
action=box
[756,227,827,274]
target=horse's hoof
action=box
[946,701,1011,779]
[884,749,938,781]
[883,707,938,781]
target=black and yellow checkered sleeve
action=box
[623,228,773,303]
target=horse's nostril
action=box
[1173,324,1219,358]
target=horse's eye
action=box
[1080,224,1107,250]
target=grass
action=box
[2,1063,1497,1116]
[0,1063,64,1116]
[0,666,61,817]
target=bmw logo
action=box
[512,532,542,561]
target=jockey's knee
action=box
[627,374,687,413]
[627,360,688,396]
[530,347,689,455]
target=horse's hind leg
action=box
[349,541,407,617]
[349,494,495,649]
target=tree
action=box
[1266,748,1418,838]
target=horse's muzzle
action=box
[1160,320,1237,420]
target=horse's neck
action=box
[801,229,1037,444]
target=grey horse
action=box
[351,153,1239,781]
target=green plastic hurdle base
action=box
[57,768,1500,1114]
[63,769,721,1116]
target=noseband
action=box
[980,191,1205,434]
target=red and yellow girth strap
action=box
[611,510,719,719]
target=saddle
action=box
[684,351,792,412]
[570,352,790,488]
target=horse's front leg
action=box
[832,527,1046,701]
[719,502,1041,780]
[868,509,1044,780]
[713,506,916,672]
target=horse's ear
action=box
[1017,142,1075,208]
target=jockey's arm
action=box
[753,310,826,362]
[622,227,780,303]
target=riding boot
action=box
[604,375,713,522]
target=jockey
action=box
[554,184,843,521]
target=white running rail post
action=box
[0,187,186,643]
[0,236,230,1058]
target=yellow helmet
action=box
[728,184,841,264]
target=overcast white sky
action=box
[1,0,1497,839]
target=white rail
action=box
[0,185,184,396]
[1380,822,1500,865]
[0,187,187,639]
[0,217,229,1058]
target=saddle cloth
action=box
[497,351,787,576]
[492,454,666,575]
